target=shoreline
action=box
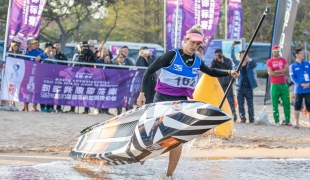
[1,147,310,166]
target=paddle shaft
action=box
[218,6,271,109]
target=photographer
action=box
[210,49,237,122]
[66,41,96,114]
[74,41,96,67]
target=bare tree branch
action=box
[103,6,119,43]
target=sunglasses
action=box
[273,50,279,53]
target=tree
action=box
[39,0,116,52]
[0,0,9,40]
[72,0,164,46]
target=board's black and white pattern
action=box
[70,101,231,165]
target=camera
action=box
[76,42,91,62]
[217,54,223,59]
[142,49,150,54]
[234,41,241,44]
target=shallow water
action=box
[0,158,309,180]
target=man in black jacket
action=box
[53,42,68,65]
[210,49,237,121]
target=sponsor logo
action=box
[157,137,179,148]
[192,68,200,74]
[173,64,182,71]
[279,0,299,57]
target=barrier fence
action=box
[0,54,147,108]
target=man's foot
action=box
[103,110,113,115]
[0,105,11,111]
[240,120,246,123]
[275,122,280,127]
[47,109,55,113]
[10,106,18,111]
[65,110,76,114]
[159,174,174,180]
[56,109,63,113]
[302,108,307,115]
[294,125,299,129]
[281,120,286,125]
[284,123,293,127]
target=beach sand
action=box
[1,100,310,166]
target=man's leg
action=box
[303,94,310,127]
[270,84,280,124]
[23,102,29,111]
[32,103,38,111]
[166,146,182,177]
[245,88,254,122]
[280,85,291,124]
[294,111,300,127]
[237,89,246,122]
[294,94,302,127]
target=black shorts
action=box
[153,92,187,103]
[294,93,310,111]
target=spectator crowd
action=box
[1,38,310,129]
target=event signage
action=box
[227,0,243,39]
[166,0,221,51]
[7,0,47,48]
[1,57,144,108]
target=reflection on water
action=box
[0,158,309,180]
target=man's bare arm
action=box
[275,64,289,74]
[267,67,286,76]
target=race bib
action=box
[304,73,309,82]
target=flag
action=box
[227,0,243,39]
[7,0,47,49]
[165,0,221,51]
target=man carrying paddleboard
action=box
[137,24,239,179]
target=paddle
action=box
[219,6,271,109]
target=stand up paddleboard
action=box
[70,100,231,165]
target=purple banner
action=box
[7,0,47,49]
[166,0,221,51]
[1,57,144,108]
[227,0,243,39]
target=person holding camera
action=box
[231,42,258,123]
[210,49,237,122]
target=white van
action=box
[63,41,165,62]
